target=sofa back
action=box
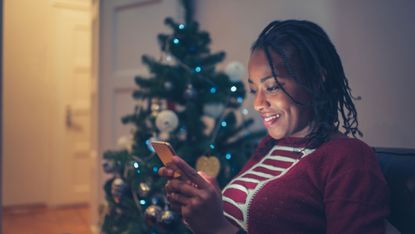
[374,147,415,234]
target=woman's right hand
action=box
[158,156,239,234]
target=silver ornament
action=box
[155,110,179,133]
[138,182,151,197]
[183,84,198,100]
[144,205,163,227]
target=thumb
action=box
[197,171,219,190]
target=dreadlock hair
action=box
[251,19,362,148]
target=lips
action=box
[262,113,281,128]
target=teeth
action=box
[264,114,280,122]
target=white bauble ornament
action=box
[155,110,179,133]
[225,61,246,81]
[203,103,225,118]
[117,135,134,152]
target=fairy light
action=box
[230,86,237,92]
[210,87,217,94]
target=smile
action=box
[263,114,281,127]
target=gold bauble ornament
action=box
[195,155,221,178]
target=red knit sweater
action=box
[222,135,389,233]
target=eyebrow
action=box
[248,75,274,84]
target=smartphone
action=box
[151,140,181,177]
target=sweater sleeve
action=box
[323,141,389,234]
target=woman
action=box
[159,20,389,233]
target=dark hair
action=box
[252,20,362,148]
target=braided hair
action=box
[252,20,362,148]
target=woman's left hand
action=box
[164,156,233,234]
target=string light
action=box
[153,166,159,173]
[146,139,155,152]
[194,66,202,72]
[242,108,249,115]
[225,153,232,160]
[221,121,227,127]
[173,38,180,44]
[140,200,146,205]
[210,144,215,150]
[210,87,217,94]
[179,24,185,29]
[237,97,244,103]
[133,162,139,168]
[230,86,237,92]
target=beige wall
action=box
[195,0,415,148]
[3,0,52,205]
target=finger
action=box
[165,179,200,197]
[197,171,220,190]
[172,156,209,189]
[159,163,182,178]
[167,192,191,206]
[158,167,174,178]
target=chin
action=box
[267,130,287,140]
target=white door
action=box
[49,1,92,206]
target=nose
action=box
[253,89,270,112]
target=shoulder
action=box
[312,136,380,175]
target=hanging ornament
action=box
[151,193,167,207]
[137,182,151,197]
[158,209,179,230]
[144,205,163,228]
[183,83,198,100]
[202,116,215,135]
[117,135,134,153]
[177,127,187,141]
[111,177,127,204]
[203,103,225,118]
[102,160,115,173]
[225,61,246,81]
[156,110,179,133]
[151,99,166,117]
[195,155,221,178]
[164,81,173,91]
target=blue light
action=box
[209,144,215,150]
[237,97,244,103]
[146,139,155,152]
[221,121,227,127]
[133,162,139,168]
[230,86,237,92]
[225,153,232,160]
[136,170,141,174]
[195,66,202,73]
[179,24,185,29]
[173,38,180,44]
[153,166,159,173]
[140,199,146,205]
[242,108,249,115]
[210,87,217,94]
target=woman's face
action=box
[248,49,313,140]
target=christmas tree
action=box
[100,0,265,233]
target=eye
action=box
[248,85,257,94]
[265,84,280,93]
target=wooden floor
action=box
[2,204,92,234]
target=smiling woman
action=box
[159,19,389,234]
